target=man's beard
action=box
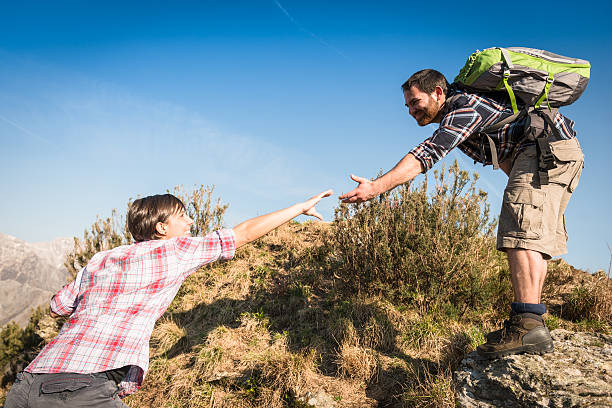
[414,99,440,126]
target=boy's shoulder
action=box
[87,240,158,267]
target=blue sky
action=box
[1,1,610,273]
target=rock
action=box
[454,329,612,407]
[298,390,338,408]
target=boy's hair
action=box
[128,194,186,242]
[401,69,450,95]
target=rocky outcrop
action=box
[0,233,73,326]
[454,329,612,408]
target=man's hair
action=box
[401,69,450,95]
[128,194,186,242]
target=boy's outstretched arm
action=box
[233,190,333,248]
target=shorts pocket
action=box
[500,188,545,239]
[550,139,584,162]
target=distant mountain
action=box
[0,233,74,327]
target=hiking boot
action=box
[484,311,518,343]
[477,312,553,359]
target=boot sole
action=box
[477,340,554,360]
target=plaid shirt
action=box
[26,229,236,397]
[409,90,576,171]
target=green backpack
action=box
[451,47,590,183]
[454,47,590,114]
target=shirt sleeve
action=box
[409,105,483,172]
[50,266,85,316]
[174,228,236,277]
[118,366,144,398]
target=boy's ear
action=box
[155,221,167,238]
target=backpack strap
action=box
[485,134,500,170]
[499,48,519,114]
[525,108,561,185]
[483,108,527,133]
[479,108,528,170]
[534,73,555,110]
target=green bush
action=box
[328,161,510,314]
[0,307,46,369]
[0,322,24,369]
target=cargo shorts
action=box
[497,137,584,259]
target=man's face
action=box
[158,208,193,239]
[403,85,444,126]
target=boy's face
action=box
[157,208,193,239]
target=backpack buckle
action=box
[539,151,556,170]
[536,138,556,170]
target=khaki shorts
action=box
[497,138,584,259]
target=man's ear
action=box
[155,221,167,238]
[434,86,445,102]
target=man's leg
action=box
[508,248,547,304]
[479,146,553,358]
[479,139,583,359]
[478,247,554,359]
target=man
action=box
[5,189,332,407]
[339,69,584,359]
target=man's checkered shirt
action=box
[409,90,576,171]
[25,229,236,397]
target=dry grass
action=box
[544,259,612,331]
[149,317,188,357]
[334,322,380,383]
[401,364,455,408]
[337,343,380,383]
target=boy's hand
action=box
[302,189,333,220]
[234,189,333,248]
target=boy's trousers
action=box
[4,371,128,408]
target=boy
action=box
[5,189,332,407]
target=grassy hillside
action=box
[124,222,609,408]
[1,167,610,407]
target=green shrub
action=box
[0,322,24,369]
[171,184,228,238]
[328,161,510,314]
[0,307,47,368]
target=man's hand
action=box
[339,154,424,204]
[339,174,378,203]
[302,189,333,219]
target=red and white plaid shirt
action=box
[26,229,236,397]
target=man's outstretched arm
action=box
[339,153,424,203]
[233,190,333,248]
